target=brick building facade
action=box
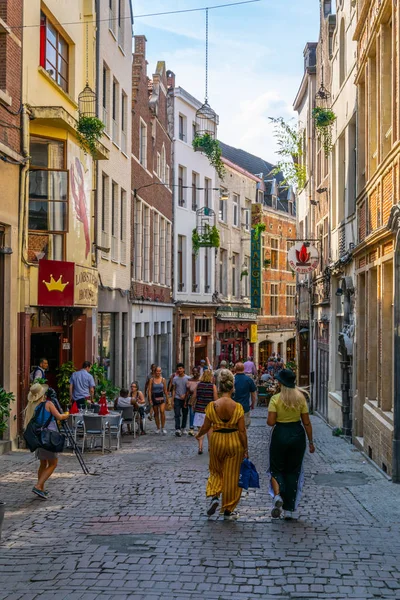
[131,36,173,389]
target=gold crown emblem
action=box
[43,274,69,292]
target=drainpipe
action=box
[392,228,400,482]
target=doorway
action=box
[31,332,61,390]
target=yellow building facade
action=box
[16,0,107,442]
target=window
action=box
[219,249,227,296]
[165,165,170,188]
[286,240,294,270]
[339,19,346,87]
[156,153,161,179]
[270,283,279,316]
[258,190,264,204]
[192,253,198,292]
[111,182,118,260]
[166,223,172,286]
[161,145,166,183]
[233,194,239,226]
[143,206,150,281]
[271,238,279,269]
[109,0,116,35]
[286,284,295,315]
[323,217,329,266]
[134,200,142,280]
[204,178,211,208]
[244,201,251,230]
[204,248,210,292]
[219,198,226,222]
[118,0,125,48]
[160,219,166,284]
[153,212,159,283]
[101,173,108,234]
[243,256,250,297]
[98,313,116,382]
[178,114,186,141]
[28,137,67,263]
[192,172,198,211]
[178,165,185,207]
[232,253,238,297]
[192,122,197,141]
[112,79,119,143]
[121,91,127,153]
[139,120,147,168]
[120,189,126,264]
[40,12,69,93]
[195,319,210,333]
[178,235,185,291]
[102,64,109,132]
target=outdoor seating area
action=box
[65,409,125,454]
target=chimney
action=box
[167,70,175,90]
[134,35,147,57]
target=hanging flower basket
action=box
[263,258,271,269]
[312,107,336,157]
[77,115,105,157]
[192,225,220,255]
[240,269,249,280]
[192,134,225,179]
[252,222,266,241]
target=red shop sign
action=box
[38,259,75,307]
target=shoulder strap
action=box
[42,401,54,429]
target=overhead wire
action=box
[6,0,263,30]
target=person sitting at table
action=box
[260,370,272,383]
[116,388,137,434]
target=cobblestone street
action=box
[1,409,400,599]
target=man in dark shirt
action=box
[234,362,257,428]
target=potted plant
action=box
[76,115,105,157]
[252,222,266,241]
[0,386,15,538]
[312,107,336,157]
[90,364,119,402]
[56,362,76,408]
[192,225,220,255]
[192,134,225,179]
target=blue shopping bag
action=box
[238,458,260,490]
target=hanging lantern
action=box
[78,84,96,117]
[195,101,218,139]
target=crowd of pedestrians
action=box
[25,354,314,521]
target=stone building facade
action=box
[96,0,133,388]
[131,36,173,389]
[0,0,23,451]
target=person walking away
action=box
[172,363,190,437]
[196,369,248,520]
[191,369,218,454]
[30,358,48,382]
[243,356,257,379]
[267,368,315,520]
[70,361,95,410]
[148,366,168,435]
[187,367,200,436]
[130,382,146,435]
[213,360,227,389]
[234,363,257,428]
[24,383,69,499]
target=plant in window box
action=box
[240,269,249,280]
[76,115,105,157]
[312,107,336,157]
[192,134,225,179]
[263,259,271,269]
[192,225,220,255]
[56,361,76,408]
[252,222,266,241]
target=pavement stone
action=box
[1,409,400,598]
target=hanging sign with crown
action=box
[38,260,75,306]
[288,242,319,274]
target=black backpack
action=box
[23,402,65,453]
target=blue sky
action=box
[132,0,320,164]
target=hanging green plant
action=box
[56,361,76,408]
[192,134,225,179]
[252,222,266,241]
[269,117,307,190]
[312,107,336,157]
[263,258,271,269]
[76,115,105,157]
[192,224,220,255]
[240,269,249,280]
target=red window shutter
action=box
[40,13,46,68]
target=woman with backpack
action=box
[24,382,69,500]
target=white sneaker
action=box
[182,429,188,435]
[155,429,161,435]
[271,494,283,519]
[224,511,239,521]
[283,510,292,520]
[162,429,167,435]
[175,429,182,437]
[207,496,219,517]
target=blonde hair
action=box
[218,369,235,394]
[200,369,213,384]
[23,396,45,429]
[279,384,309,410]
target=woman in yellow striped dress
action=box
[196,369,248,520]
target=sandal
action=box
[32,487,47,500]
[198,449,203,455]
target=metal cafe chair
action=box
[81,415,106,454]
[105,415,123,450]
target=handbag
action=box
[24,402,65,453]
[39,428,65,453]
[238,458,260,490]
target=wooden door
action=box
[72,314,87,370]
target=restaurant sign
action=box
[288,242,319,274]
[74,265,98,307]
[216,307,258,322]
[38,260,98,308]
[250,228,262,309]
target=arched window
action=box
[339,18,346,86]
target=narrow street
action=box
[1,410,400,600]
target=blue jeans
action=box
[189,405,195,429]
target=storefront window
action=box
[98,313,115,381]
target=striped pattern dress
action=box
[194,382,214,414]
[205,402,245,513]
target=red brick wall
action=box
[131,35,173,302]
[0,0,23,155]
